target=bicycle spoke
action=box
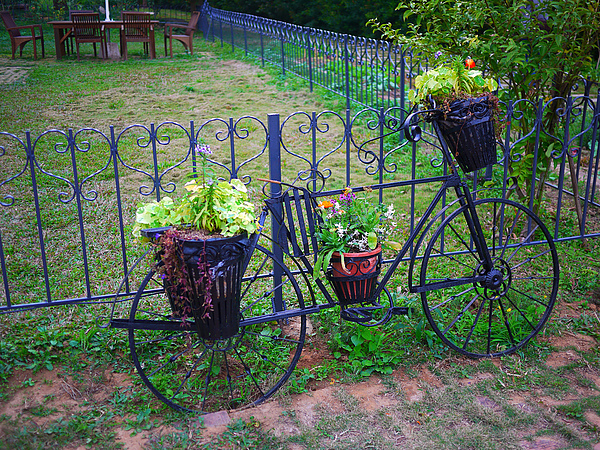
[500,291,537,331]
[244,329,303,345]
[497,299,516,346]
[223,352,235,403]
[233,345,265,397]
[429,285,477,311]
[170,347,208,402]
[509,247,553,269]
[462,296,487,350]
[430,244,479,272]
[201,350,217,410]
[147,342,207,378]
[442,293,482,335]
[499,207,524,260]
[507,284,550,308]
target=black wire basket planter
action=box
[145,228,251,341]
[432,95,498,173]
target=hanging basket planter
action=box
[433,95,498,173]
[158,231,251,341]
[325,245,382,307]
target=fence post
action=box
[243,21,247,56]
[230,14,235,52]
[109,125,130,294]
[280,29,286,75]
[399,46,405,112]
[190,120,197,177]
[268,113,284,313]
[344,34,350,110]
[219,16,223,48]
[260,30,265,66]
[346,109,351,185]
[306,29,313,92]
[0,230,9,308]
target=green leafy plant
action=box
[133,144,258,319]
[313,187,398,279]
[133,146,257,238]
[333,327,403,376]
[408,57,498,107]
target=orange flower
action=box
[318,200,334,209]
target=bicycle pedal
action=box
[390,306,416,316]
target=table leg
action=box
[53,27,66,60]
[149,29,156,59]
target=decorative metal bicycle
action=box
[109,108,559,413]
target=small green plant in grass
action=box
[213,418,281,449]
[392,295,449,358]
[333,327,403,377]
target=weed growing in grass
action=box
[332,327,403,377]
[0,407,122,450]
[209,418,282,449]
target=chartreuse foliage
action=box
[133,178,257,238]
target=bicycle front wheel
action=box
[128,245,306,413]
[420,198,559,357]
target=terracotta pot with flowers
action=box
[133,145,258,340]
[410,56,500,173]
[313,187,398,307]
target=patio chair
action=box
[0,10,44,60]
[66,10,93,55]
[120,11,155,60]
[164,11,200,57]
[71,12,108,61]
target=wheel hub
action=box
[476,259,512,297]
[484,269,504,290]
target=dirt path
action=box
[1,320,599,449]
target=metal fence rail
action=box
[1,94,599,313]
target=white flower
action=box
[384,204,395,220]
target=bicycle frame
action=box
[110,107,559,413]
[262,111,499,321]
[263,170,494,319]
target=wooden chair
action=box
[164,11,200,57]
[0,10,44,60]
[120,11,155,60]
[71,12,108,61]
[66,10,93,55]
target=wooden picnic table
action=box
[48,20,159,60]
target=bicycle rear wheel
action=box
[419,198,559,357]
[128,245,306,413]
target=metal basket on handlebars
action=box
[432,95,498,173]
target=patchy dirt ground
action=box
[1,304,599,449]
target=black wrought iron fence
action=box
[199,2,417,112]
[1,93,599,313]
